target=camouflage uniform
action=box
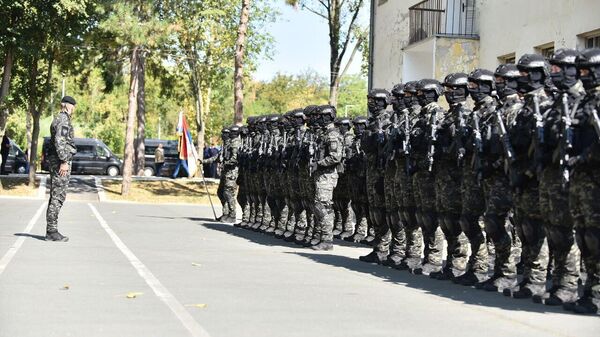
[204,133,240,220]
[480,94,522,286]
[346,123,370,242]
[396,103,424,266]
[362,109,391,258]
[312,122,343,245]
[508,87,552,296]
[46,111,76,234]
[537,82,585,303]
[332,129,355,238]
[411,102,445,272]
[569,85,600,313]
[299,126,318,244]
[433,101,469,275]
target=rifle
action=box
[388,113,399,162]
[427,110,438,172]
[402,111,412,175]
[456,107,467,166]
[308,132,316,176]
[471,111,484,184]
[559,93,578,188]
[591,107,600,141]
[532,94,545,174]
[495,107,515,164]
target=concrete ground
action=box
[0,180,598,337]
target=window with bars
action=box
[498,53,516,64]
[535,42,555,58]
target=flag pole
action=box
[201,169,218,221]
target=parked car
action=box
[1,138,29,174]
[143,139,179,177]
[42,137,123,176]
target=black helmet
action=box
[334,117,352,126]
[353,116,367,125]
[228,125,241,137]
[494,64,520,78]
[404,81,419,94]
[495,64,520,98]
[443,73,468,87]
[417,79,443,96]
[391,83,404,97]
[517,53,550,76]
[549,48,579,66]
[468,69,495,85]
[402,81,419,106]
[548,48,580,91]
[367,88,390,101]
[468,69,495,102]
[318,105,337,119]
[577,48,600,90]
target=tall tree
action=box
[285,0,365,107]
[233,0,251,125]
[100,1,171,194]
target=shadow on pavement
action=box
[201,221,367,249]
[14,233,46,241]
[201,221,578,317]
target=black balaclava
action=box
[354,123,366,137]
[391,95,406,112]
[404,93,419,107]
[517,69,545,93]
[469,82,493,102]
[580,65,600,89]
[550,64,579,90]
[444,86,467,105]
[496,78,519,98]
[417,90,438,106]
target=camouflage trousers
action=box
[483,173,517,278]
[217,167,239,219]
[539,166,580,291]
[313,169,338,243]
[350,174,369,238]
[513,179,549,285]
[460,168,488,274]
[237,170,250,222]
[395,160,422,260]
[46,158,71,233]
[569,168,600,298]
[297,164,315,240]
[435,164,468,272]
[284,169,303,235]
[412,169,443,268]
[333,172,353,234]
[367,165,388,253]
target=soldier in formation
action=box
[207,47,600,315]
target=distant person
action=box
[0,134,9,175]
[45,96,77,242]
[171,151,189,179]
[154,143,165,177]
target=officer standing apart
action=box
[45,96,77,242]
[154,143,165,177]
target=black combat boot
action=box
[359,251,387,264]
[45,231,69,242]
[311,241,333,251]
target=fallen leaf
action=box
[185,303,207,309]
[60,285,70,290]
[111,211,116,214]
[191,262,202,267]
[126,292,143,299]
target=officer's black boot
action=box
[46,231,69,242]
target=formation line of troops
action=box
[203,48,600,315]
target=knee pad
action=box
[584,228,600,258]
[422,212,437,232]
[459,214,480,239]
[483,214,504,243]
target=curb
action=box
[94,176,106,202]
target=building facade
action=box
[369,0,600,90]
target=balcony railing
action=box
[409,0,478,44]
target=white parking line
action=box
[38,175,47,198]
[88,203,211,337]
[0,202,47,276]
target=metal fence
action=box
[409,0,478,44]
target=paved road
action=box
[0,197,598,337]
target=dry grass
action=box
[0,178,40,197]
[101,179,219,204]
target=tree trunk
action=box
[121,47,141,196]
[233,0,251,125]
[29,52,54,186]
[328,0,341,107]
[0,48,14,142]
[26,57,38,185]
[134,51,146,176]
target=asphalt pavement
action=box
[0,182,598,337]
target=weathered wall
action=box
[478,0,600,70]
[434,37,480,80]
[371,0,410,89]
